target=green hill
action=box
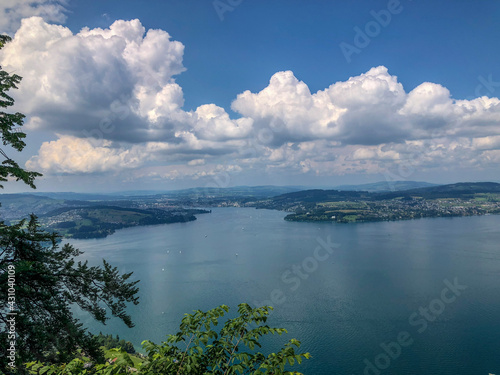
[334,180,439,192]
[249,182,500,223]
[41,206,208,239]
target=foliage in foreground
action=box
[25,304,310,375]
[0,34,42,189]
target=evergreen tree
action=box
[0,35,41,189]
[0,35,140,374]
[0,215,140,372]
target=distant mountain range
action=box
[375,182,500,200]
[21,185,307,201]
[0,193,70,220]
[333,181,439,192]
[266,182,500,204]
[7,181,437,201]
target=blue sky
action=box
[1,0,500,192]
[65,0,500,108]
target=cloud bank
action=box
[1,17,499,183]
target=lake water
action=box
[69,207,500,375]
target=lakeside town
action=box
[279,196,500,223]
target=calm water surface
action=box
[69,208,500,375]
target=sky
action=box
[1,0,500,193]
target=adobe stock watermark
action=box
[5,264,17,370]
[339,0,403,63]
[213,0,243,21]
[356,277,467,375]
[469,74,500,99]
[253,235,340,310]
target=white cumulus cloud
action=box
[26,136,148,173]
[231,66,500,147]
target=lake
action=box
[69,207,500,375]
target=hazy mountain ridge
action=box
[0,194,74,220]
[333,181,439,192]
[25,185,307,201]
[268,182,500,203]
[375,182,500,200]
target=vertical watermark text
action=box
[6,264,17,370]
